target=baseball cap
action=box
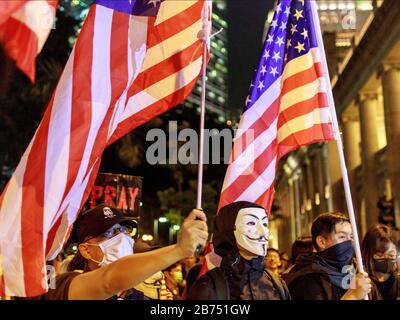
[74,204,138,243]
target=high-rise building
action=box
[183,1,229,120]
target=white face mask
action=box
[233,207,269,257]
[88,233,134,266]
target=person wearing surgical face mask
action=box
[187,201,291,300]
[362,224,400,300]
[37,204,208,300]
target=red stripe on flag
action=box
[21,94,56,297]
[126,40,203,98]
[277,92,328,128]
[0,181,9,296]
[0,17,38,81]
[0,0,27,24]
[109,77,199,146]
[47,10,131,256]
[255,185,275,217]
[85,10,130,177]
[231,98,280,163]
[281,62,324,95]
[61,6,95,205]
[219,139,278,206]
[147,0,204,49]
[278,123,334,158]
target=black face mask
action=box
[318,240,355,269]
[373,258,397,274]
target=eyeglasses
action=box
[101,224,135,239]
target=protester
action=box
[282,212,374,300]
[38,204,208,300]
[181,263,202,299]
[290,236,314,264]
[187,201,290,300]
[164,262,185,299]
[361,224,400,300]
[264,248,282,276]
[283,236,314,274]
[279,252,291,274]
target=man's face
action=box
[264,250,281,270]
[318,221,353,251]
[234,207,269,257]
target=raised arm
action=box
[68,209,208,300]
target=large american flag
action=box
[0,0,211,297]
[218,0,334,213]
[0,0,58,82]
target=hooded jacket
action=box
[186,201,290,300]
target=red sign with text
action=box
[84,173,143,217]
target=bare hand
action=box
[177,209,208,258]
[346,272,372,300]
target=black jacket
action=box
[282,253,382,300]
[187,201,290,300]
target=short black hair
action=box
[291,236,313,262]
[311,212,350,251]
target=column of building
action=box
[357,91,381,228]
[381,61,400,227]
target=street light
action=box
[154,217,168,243]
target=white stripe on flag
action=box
[12,0,56,53]
[0,140,34,296]
[277,107,332,142]
[44,52,74,231]
[235,156,277,202]
[221,118,278,192]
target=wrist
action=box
[172,243,187,260]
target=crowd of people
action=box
[15,202,400,300]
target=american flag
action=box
[0,0,58,82]
[218,0,334,213]
[0,0,211,297]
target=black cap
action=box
[74,204,138,243]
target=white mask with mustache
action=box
[233,207,269,257]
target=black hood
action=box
[213,201,267,257]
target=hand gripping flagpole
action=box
[196,2,212,209]
[310,1,368,299]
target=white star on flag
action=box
[270,66,278,77]
[276,36,284,47]
[272,51,281,62]
[260,65,267,75]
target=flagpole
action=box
[196,3,211,209]
[310,1,368,298]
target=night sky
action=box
[227,0,274,112]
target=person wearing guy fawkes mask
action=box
[361,224,400,300]
[282,212,375,300]
[187,201,290,300]
[38,204,208,300]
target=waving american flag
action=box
[0,0,211,297]
[218,0,334,213]
[0,0,58,82]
